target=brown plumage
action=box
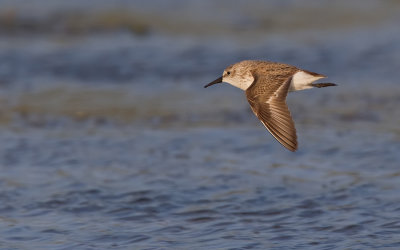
[246,74,298,151]
[205,60,336,152]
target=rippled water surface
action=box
[1,0,400,249]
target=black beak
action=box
[204,76,223,88]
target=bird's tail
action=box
[311,83,337,88]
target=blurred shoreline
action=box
[1,1,400,37]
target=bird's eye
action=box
[227,71,231,75]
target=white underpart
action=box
[224,75,254,91]
[289,71,325,92]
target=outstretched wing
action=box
[246,75,298,151]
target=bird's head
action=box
[204,61,255,90]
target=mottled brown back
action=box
[246,61,299,95]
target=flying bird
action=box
[204,60,336,152]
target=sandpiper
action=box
[204,60,336,152]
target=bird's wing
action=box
[246,74,298,151]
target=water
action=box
[1,1,400,249]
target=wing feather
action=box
[246,75,298,151]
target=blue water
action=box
[1,1,400,249]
